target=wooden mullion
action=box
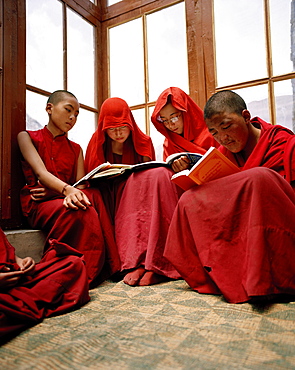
[102,0,181,24]
[1,0,26,228]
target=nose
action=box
[217,132,229,143]
[167,120,176,128]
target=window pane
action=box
[274,79,295,131]
[149,107,165,161]
[214,0,267,87]
[67,8,96,108]
[147,2,189,102]
[233,85,269,122]
[26,0,63,91]
[26,91,48,130]
[68,109,97,156]
[108,0,122,5]
[270,0,294,75]
[131,108,146,134]
[109,19,145,105]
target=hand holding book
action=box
[171,147,241,191]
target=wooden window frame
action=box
[1,0,215,229]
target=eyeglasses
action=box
[158,113,182,126]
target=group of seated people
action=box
[1,87,295,342]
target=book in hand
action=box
[73,151,204,187]
[171,146,241,191]
[73,160,171,187]
[165,152,203,166]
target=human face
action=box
[106,126,131,143]
[206,110,251,153]
[159,103,184,135]
[46,96,79,136]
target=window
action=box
[26,0,97,154]
[108,1,188,159]
[213,0,295,131]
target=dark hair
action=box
[47,90,77,105]
[204,90,247,119]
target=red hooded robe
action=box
[151,87,218,160]
[85,97,155,172]
[115,89,218,280]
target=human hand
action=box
[30,181,57,201]
[0,266,24,289]
[171,156,190,173]
[15,256,36,275]
[63,186,92,210]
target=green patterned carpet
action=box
[1,279,295,369]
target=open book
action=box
[73,151,203,187]
[171,147,241,191]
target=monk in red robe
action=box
[18,90,120,287]
[85,97,155,172]
[84,97,155,220]
[115,87,217,286]
[164,90,295,303]
[0,227,89,343]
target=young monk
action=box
[0,227,89,343]
[18,90,120,287]
[115,87,217,286]
[164,90,295,303]
[85,97,155,171]
[84,97,155,219]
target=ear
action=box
[241,109,251,123]
[46,103,53,114]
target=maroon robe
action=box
[0,228,89,342]
[115,167,181,278]
[20,127,120,285]
[164,118,295,303]
[115,89,217,279]
[84,97,156,222]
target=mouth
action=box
[224,140,234,146]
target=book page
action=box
[189,149,240,185]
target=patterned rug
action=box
[1,279,295,369]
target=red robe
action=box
[0,228,89,342]
[114,89,217,278]
[151,87,218,160]
[20,127,120,286]
[164,118,295,303]
[84,97,156,220]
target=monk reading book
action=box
[115,87,218,287]
[164,90,295,304]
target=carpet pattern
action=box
[1,279,295,369]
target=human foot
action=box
[138,271,168,286]
[123,267,146,286]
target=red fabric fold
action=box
[0,229,89,341]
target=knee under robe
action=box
[164,167,295,303]
[115,167,182,279]
[0,230,89,342]
[26,188,120,286]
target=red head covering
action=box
[85,97,155,172]
[151,87,218,160]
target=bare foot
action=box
[123,267,146,286]
[138,271,168,286]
